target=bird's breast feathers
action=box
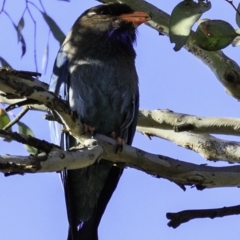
[68,57,138,136]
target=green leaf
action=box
[10,18,26,57]
[41,32,50,74]
[42,42,49,74]
[236,3,240,28]
[0,108,11,130]
[17,16,25,40]
[17,16,26,57]
[41,12,65,45]
[191,20,237,51]
[169,0,211,51]
[0,57,12,68]
[18,122,37,154]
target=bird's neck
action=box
[66,29,136,62]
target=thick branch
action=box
[138,127,240,163]
[138,109,240,136]
[1,134,240,189]
[0,68,83,141]
[138,110,240,162]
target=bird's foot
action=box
[83,123,96,136]
[110,132,116,139]
[110,132,125,152]
[116,137,125,153]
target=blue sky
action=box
[1,0,240,239]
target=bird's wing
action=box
[49,46,81,237]
[48,47,114,240]
[126,90,139,145]
[49,47,70,146]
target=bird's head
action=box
[73,3,150,43]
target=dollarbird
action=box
[49,3,149,240]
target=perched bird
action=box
[49,3,149,240]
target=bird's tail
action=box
[65,164,123,240]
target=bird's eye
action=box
[99,7,112,15]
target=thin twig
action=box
[167,204,240,228]
[26,1,38,72]
[225,0,240,16]
[0,0,6,13]
[3,10,15,26]
[39,0,47,12]
[3,106,29,130]
[0,129,57,153]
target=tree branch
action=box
[138,109,240,162]
[3,106,29,130]
[138,127,240,163]
[167,204,240,228]
[1,133,240,189]
[0,68,83,141]
[138,109,240,136]
[0,129,56,153]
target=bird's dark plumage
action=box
[49,3,149,240]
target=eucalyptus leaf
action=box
[0,108,11,130]
[18,121,37,154]
[41,12,65,45]
[17,16,25,41]
[191,20,237,51]
[236,3,240,28]
[169,0,211,51]
[0,57,12,68]
[17,16,26,57]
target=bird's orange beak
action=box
[120,11,150,25]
